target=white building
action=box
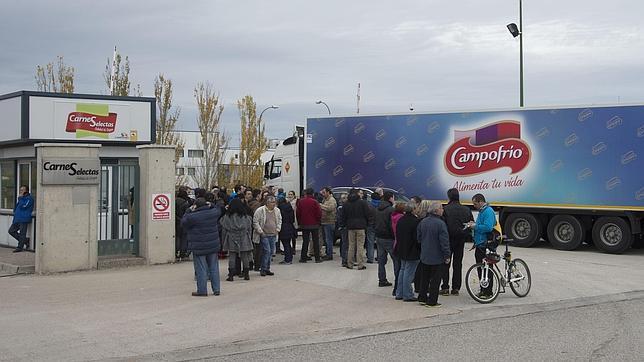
[175,130,279,189]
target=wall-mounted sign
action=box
[29,96,152,142]
[41,158,100,185]
[152,193,171,221]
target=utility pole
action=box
[356,82,361,114]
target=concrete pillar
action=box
[35,144,101,274]
[137,145,176,264]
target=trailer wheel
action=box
[547,215,584,251]
[592,217,632,254]
[504,213,541,247]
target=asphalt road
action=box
[1,242,643,361]
[208,296,644,362]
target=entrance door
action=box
[98,163,139,256]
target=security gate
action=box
[98,163,139,256]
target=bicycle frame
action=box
[484,239,525,293]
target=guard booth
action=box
[0,91,176,273]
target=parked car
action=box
[331,187,410,204]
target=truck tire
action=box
[504,213,541,247]
[547,215,584,251]
[592,217,632,254]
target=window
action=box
[177,149,184,158]
[188,149,204,158]
[17,161,37,208]
[176,167,185,176]
[269,159,282,179]
[1,161,16,209]
[187,168,196,176]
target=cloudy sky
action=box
[2,0,643,144]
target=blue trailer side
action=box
[303,104,643,253]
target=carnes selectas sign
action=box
[41,158,100,185]
[65,104,118,138]
[27,95,153,142]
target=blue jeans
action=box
[260,235,277,271]
[377,237,401,291]
[9,222,29,249]
[322,224,335,257]
[340,228,348,264]
[193,253,220,295]
[365,226,375,262]
[396,259,420,300]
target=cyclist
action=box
[467,193,496,299]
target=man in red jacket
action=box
[296,188,322,263]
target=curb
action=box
[0,261,35,274]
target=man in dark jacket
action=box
[296,188,322,263]
[277,196,296,264]
[417,200,451,307]
[394,201,421,301]
[9,185,34,252]
[175,187,192,259]
[440,188,474,296]
[336,193,349,267]
[374,191,400,292]
[181,197,222,296]
[340,189,371,270]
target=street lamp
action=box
[315,100,331,115]
[258,105,279,138]
[507,0,524,107]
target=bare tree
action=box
[235,95,269,188]
[104,49,141,96]
[35,56,75,93]
[154,74,184,157]
[153,73,186,186]
[192,82,228,189]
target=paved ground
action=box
[0,242,642,361]
[206,295,644,361]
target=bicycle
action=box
[465,236,532,304]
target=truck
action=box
[263,104,644,254]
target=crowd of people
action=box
[175,183,497,308]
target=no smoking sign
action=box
[152,193,172,221]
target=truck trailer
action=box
[264,104,644,254]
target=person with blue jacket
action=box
[467,193,497,298]
[10,185,34,252]
[181,197,222,296]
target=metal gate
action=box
[98,163,139,256]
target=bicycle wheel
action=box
[465,263,501,304]
[508,258,531,297]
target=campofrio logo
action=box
[444,121,531,176]
[65,103,117,139]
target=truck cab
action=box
[264,126,304,195]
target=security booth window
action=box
[17,161,37,209]
[0,161,16,209]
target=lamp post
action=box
[315,100,331,115]
[257,105,279,145]
[507,0,524,107]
